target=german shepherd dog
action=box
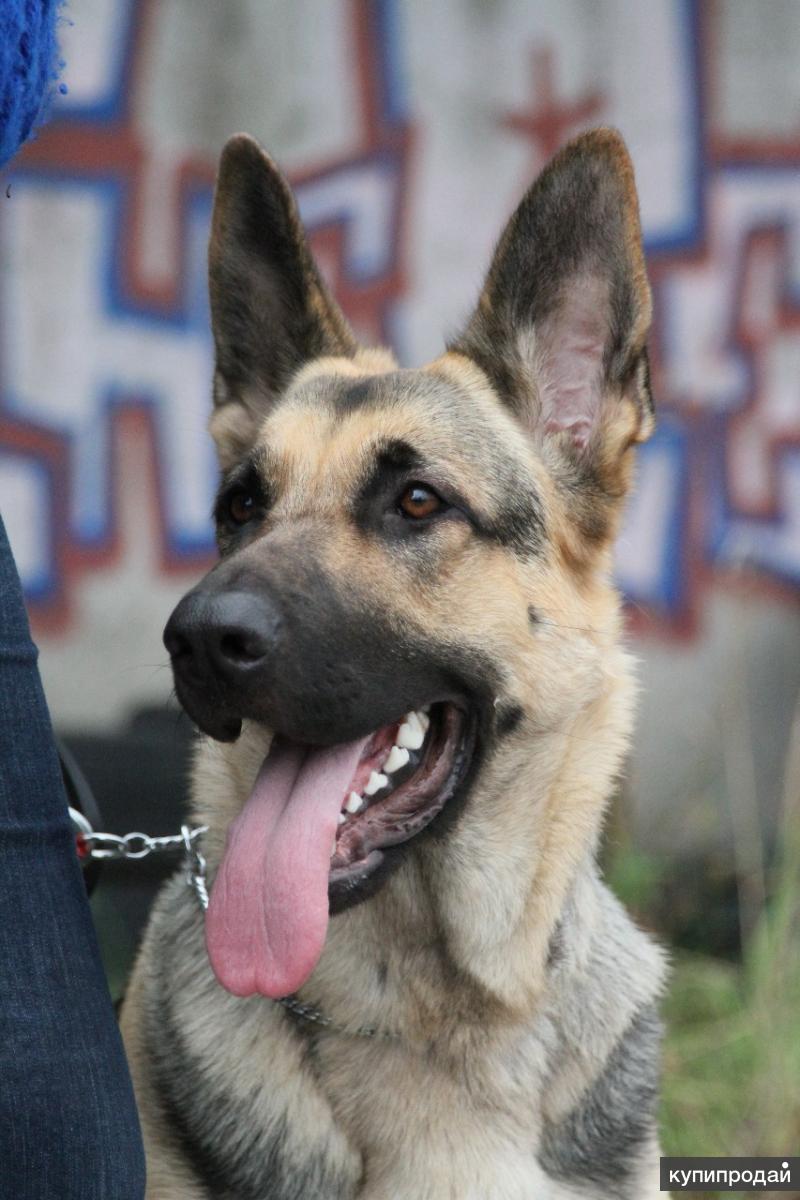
[121,128,666,1199]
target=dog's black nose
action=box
[164,589,281,685]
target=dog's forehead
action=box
[259,356,540,488]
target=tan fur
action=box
[120,970,209,1200]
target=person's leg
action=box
[0,517,146,1199]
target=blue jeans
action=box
[0,518,145,1198]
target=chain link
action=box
[182,823,210,910]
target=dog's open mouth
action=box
[205,702,476,1000]
[330,703,469,881]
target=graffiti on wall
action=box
[1,0,799,641]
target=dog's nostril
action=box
[217,627,267,665]
[164,626,193,662]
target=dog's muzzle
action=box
[163,547,491,748]
[162,556,493,996]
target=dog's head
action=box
[164,130,653,1001]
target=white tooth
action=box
[406,711,423,732]
[338,812,346,825]
[345,791,363,814]
[417,710,430,733]
[384,745,410,773]
[397,721,424,751]
[364,771,388,796]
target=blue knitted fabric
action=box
[0,0,65,167]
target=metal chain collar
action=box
[71,808,209,864]
[70,807,394,1041]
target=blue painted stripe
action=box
[373,0,408,126]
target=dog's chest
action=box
[310,1027,565,1200]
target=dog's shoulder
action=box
[536,874,666,1199]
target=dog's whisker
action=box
[537,618,614,636]
[115,661,172,678]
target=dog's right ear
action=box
[449,129,653,547]
[208,134,357,466]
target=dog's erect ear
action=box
[208,134,357,465]
[450,129,653,530]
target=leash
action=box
[70,807,395,1041]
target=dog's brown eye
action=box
[398,485,442,520]
[227,490,257,526]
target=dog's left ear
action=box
[450,128,653,534]
[208,134,358,466]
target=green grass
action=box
[661,943,800,1159]
[661,822,800,1176]
[606,821,800,1199]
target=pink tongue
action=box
[205,735,370,998]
